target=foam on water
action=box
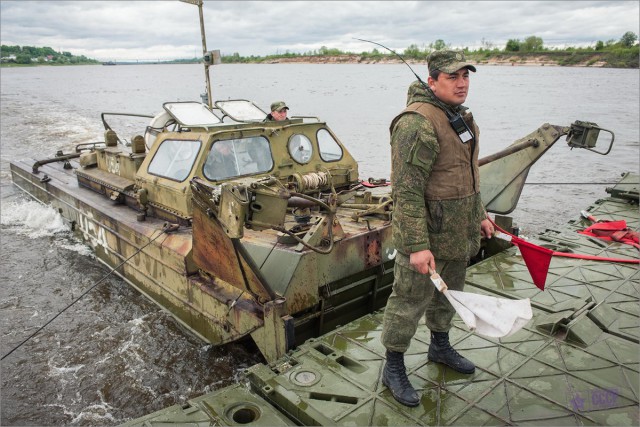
[1,198,95,257]
[58,242,94,257]
[68,392,116,426]
[129,316,147,327]
[1,199,67,238]
[49,364,85,376]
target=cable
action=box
[523,182,620,185]
[1,223,178,361]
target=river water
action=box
[1,63,638,425]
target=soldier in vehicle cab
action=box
[265,101,289,121]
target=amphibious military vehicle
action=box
[10,97,400,362]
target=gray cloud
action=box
[1,1,637,61]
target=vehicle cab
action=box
[124,100,360,225]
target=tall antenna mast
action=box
[180,0,216,108]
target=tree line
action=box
[3,31,637,67]
[0,45,98,65]
[222,31,639,68]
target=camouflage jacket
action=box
[390,81,485,260]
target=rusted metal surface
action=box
[13,97,616,372]
[192,204,274,303]
[365,232,382,268]
[76,167,136,191]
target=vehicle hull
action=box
[10,157,395,360]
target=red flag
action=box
[489,218,552,290]
[511,236,552,290]
[503,233,552,291]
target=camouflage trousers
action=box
[381,253,467,353]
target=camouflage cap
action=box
[270,101,289,112]
[427,50,477,74]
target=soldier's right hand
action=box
[409,249,435,275]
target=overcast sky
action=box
[1,1,638,61]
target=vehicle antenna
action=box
[354,38,428,88]
[355,38,474,140]
[355,38,459,119]
[181,0,213,108]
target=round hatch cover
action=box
[291,369,321,386]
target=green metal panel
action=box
[120,383,296,426]
[245,300,638,425]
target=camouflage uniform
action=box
[381,79,485,353]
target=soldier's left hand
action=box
[481,218,494,239]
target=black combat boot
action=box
[382,350,420,407]
[428,331,475,374]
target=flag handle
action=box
[428,267,448,293]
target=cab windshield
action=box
[203,136,273,181]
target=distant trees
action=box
[202,29,640,68]
[505,36,543,52]
[15,53,32,64]
[360,47,383,60]
[620,31,638,48]
[0,44,98,65]
[403,44,429,60]
[480,38,497,51]
[4,30,639,69]
[403,44,421,57]
[1,45,57,57]
[522,36,544,51]
[318,46,345,56]
[505,39,521,52]
[591,32,638,51]
[430,39,448,51]
[399,40,455,60]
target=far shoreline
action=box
[2,54,637,69]
[254,55,614,68]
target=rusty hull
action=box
[10,158,266,347]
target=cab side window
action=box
[317,129,343,162]
[147,139,201,182]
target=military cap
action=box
[427,50,476,74]
[270,101,289,112]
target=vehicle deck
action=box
[10,157,391,250]
[123,173,639,426]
